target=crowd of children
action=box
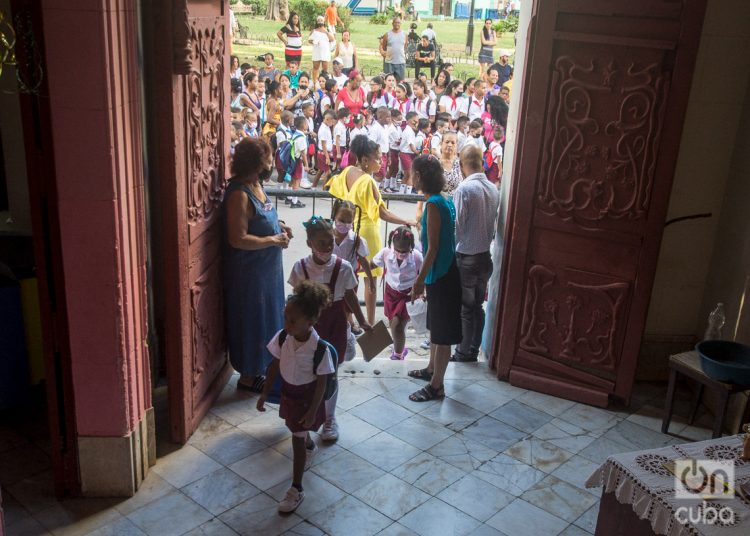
[229,54,512,208]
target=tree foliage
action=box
[493,16,519,36]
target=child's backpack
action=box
[277,330,338,400]
[484,142,501,183]
[277,130,305,182]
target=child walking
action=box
[257,281,335,513]
[331,199,375,333]
[289,216,371,441]
[372,226,423,360]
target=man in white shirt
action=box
[331,58,348,89]
[452,145,500,362]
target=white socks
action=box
[325,385,339,419]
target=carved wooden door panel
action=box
[161,0,232,442]
[493,0,706,407]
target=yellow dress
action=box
[327,167,385,277]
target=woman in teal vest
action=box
[407,155,462,401]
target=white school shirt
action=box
[399,126,417,154]
[275,125,292,148]
[465,135,486,153]
[372,248,423,292]
[430,131,442,155]
[467,97,485,121]
[415,132,427,154]
[317,123,333,151]
[389,98,413,117]
[369,93,391,109]
[320,94,333,112]
[333,121,348,148]
[350,126,369,143]
[306,117,315,134]
[488,141,503,164]
[333,230,369,264]
[267,328,335,386]
[457,131,468,152]
[412,96,436,120]
[334,73,348,90]
[439,95,465,120]
[369,121,389,153]
[288,254,358,301]
[388,124,402,150]
[292,131,307,156]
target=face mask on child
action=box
[248,122,257,129]
[313,248,332,263]
[395,251,409,261]
[335,221,352,234]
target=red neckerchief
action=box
[398,99,407,113]
[450,96,458,111]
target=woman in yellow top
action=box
[327,135,417,324]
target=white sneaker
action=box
[278,486,304,513]
[420,339,430,350]
[300,178,313,189]
[320,418,339,442]
[304,442,317,471]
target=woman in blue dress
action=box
[224,138,292,392]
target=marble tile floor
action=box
[2,356,717,536]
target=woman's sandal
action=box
[409,384,445,402]
[237,375,265,393]
[407,367,432,381]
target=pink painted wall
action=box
[41,0,151,436]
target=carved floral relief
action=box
[520,264,629,371]
[538,52,670,225]
[186,20,226,226]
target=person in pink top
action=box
[335,70,366,128]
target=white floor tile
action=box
[391,452,466,495]
[486,498,568,536]
[219,493,302,536]
[354,473,431,520]
[350,432,422,472]
[386,414,455,450]
[311,451,385,494]
[437,474,515,522]
[308,494,392,536]
[399,497,481,536]
[152,445,223,488]
[127,491,212,536]
[181,467,260,515]
[229,448,291,491]
[520,475,598,522]
[349,396,414,430]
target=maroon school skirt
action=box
[315,299,348,364]
[399,153,415,176]
[279,379,327,433]
[384,283,411,321]
[387,149,400,178]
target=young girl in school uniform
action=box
[331,199,375,334]
[288,216,371,441]
[372,226,423,360]
[257,280,335,513]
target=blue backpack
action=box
[277,130,306,183]
[277,330,338,400]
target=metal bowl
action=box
[696,340,750,385]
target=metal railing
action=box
[264,186,422,244]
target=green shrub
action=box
[369,6,396,25]
[493,16,519,36]
[230,0,238,5]
[287,0,354,31]
[239,0,268,11]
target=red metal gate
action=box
[493,0,707,407]
[151,0,232,442]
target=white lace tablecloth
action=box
[586,435,750,536]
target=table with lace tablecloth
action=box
[585,434,750,536]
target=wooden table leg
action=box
[662,368,678,434]
[712,389,730,439]
[688,383,704,425]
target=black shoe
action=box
[290,200,306,208]
[284,197,293,205]
[449,353,478,363]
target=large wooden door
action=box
[150,0,232,442]
[493,0,706,407]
